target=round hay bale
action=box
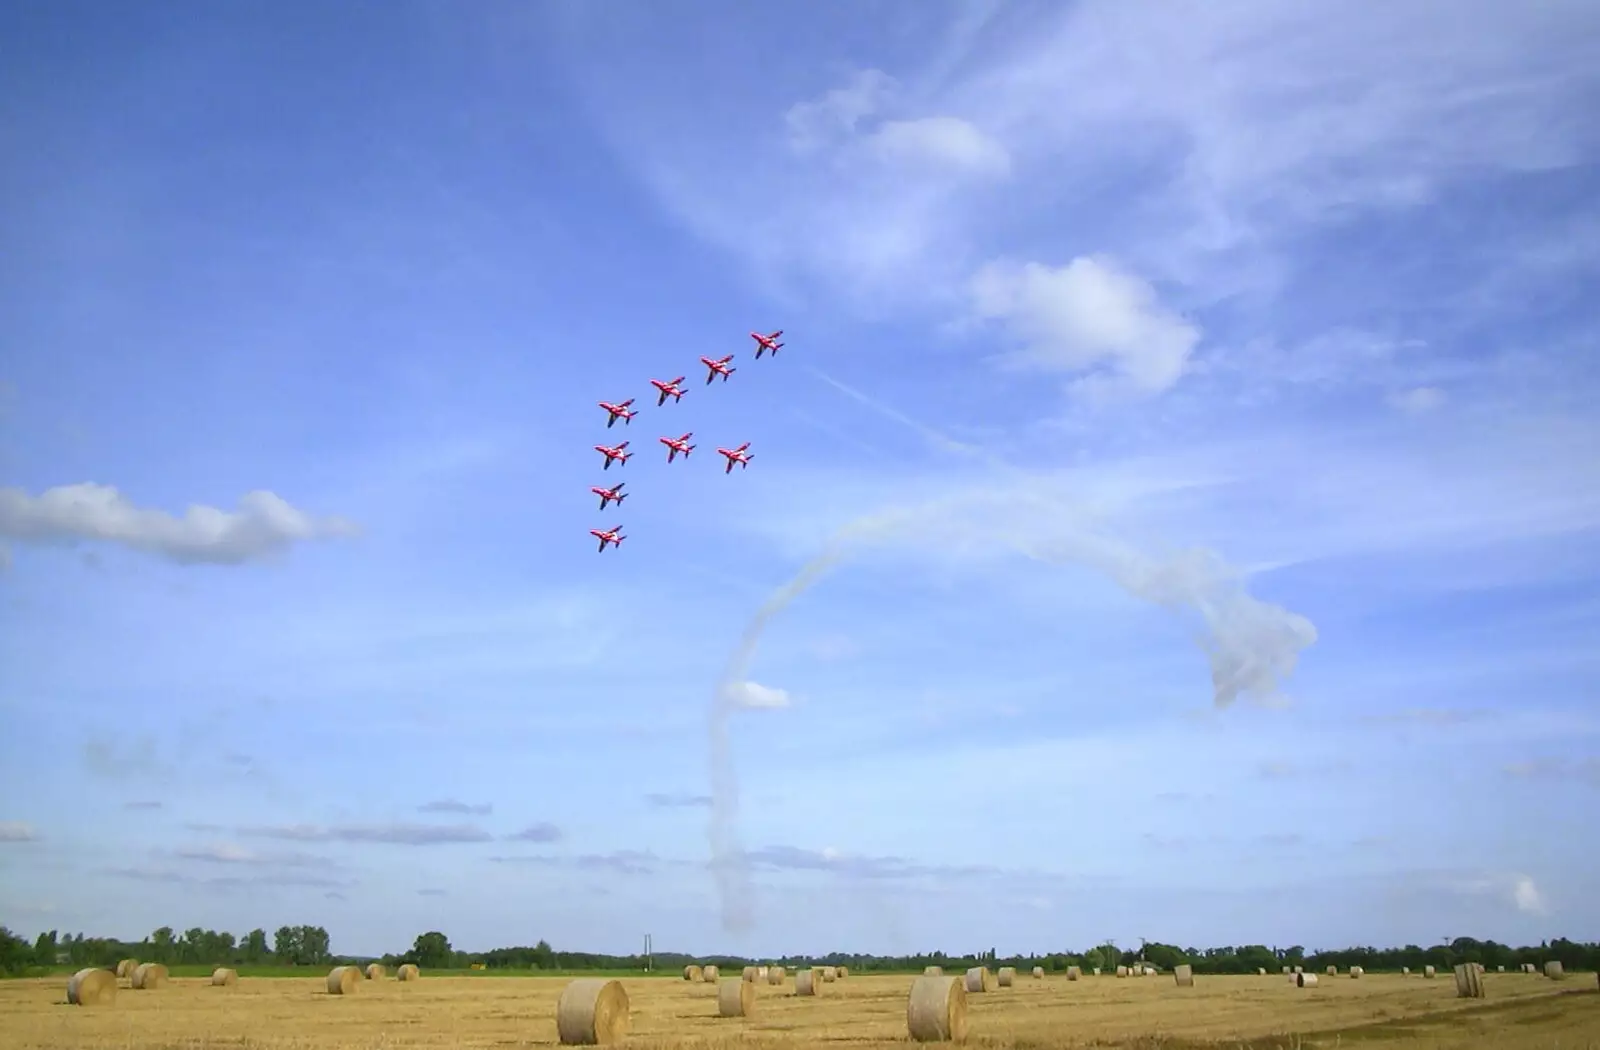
[997,966,1016,987]
[365,963,385,980]
[1454,963,1485,999]
[1544,961,1565,980]
[131,963,168,990]
[767,966,785,984]
[963,966,994,993]
[1350,966,1364,979]
[210,967,238,987]
[1295,972,1318,987]
[1402,966,1411,975]
[741,966,759,983]
[556,977,630,1045]
[821,965,837,982]
[1282,966,1292,975]
[1116,965,1129,978]
[68,968,116,1006]
[683,964,703,981]
[702,964,719,982]
[1173,964,1194,987]
[837,965,849,978]
[1092,967,1101,976]
[907,974,968,1043]
[1033,966,1046,979]
[115,958,138,980]
[326,965,360,995]
[1258,967,1268,976]
[1293,965,1303,975]
[795,968,820,996]
[717,976,755,1017]
[1144,967,1156,977]
[1326,965,1337,976]
[1423,965,1436,978]
[758,965,769,980]
[397,963,420,981]
[1496,965,1505,973]
[924,965,943,976]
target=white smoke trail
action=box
[707,368,1318,931]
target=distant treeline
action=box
[3,924,1595,977]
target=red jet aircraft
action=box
[590,482,627,510]
[594,441,632,470]
[650,376,687,406]
[597,399,635,427]
[659,432,695,463]
[717,442,753,474]
[701,354,736,384]
[750,330,784,358]
[590,525,625,552]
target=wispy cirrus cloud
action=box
[418,798,493,816]
[645,792,713,809]
[741,844,998,882]
[104,865,350,890]
[1502,758,1600,788]
[239,822,493,845]
[561,0,1600,319]
[82,735,174,781]
[490,849,658,875]
[170,843,333,868]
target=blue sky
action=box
[2,0,1597,959]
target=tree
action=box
[410,931,453,969]
[181,928,207,965]
[274,926,302,964]
[299,926,331,965]
[0,927,34,975]
[150,927,175,964]
[32,930,58,967]
[242,928,269,963]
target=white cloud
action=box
[870,117,1010,178]
[1390,386,1447,413]
[1448,870,1552,916]
[572,2,1599,317]
[726,680,791,710]
[0,483,358,565]
[784,69,897,153]
[0,821,39,843]
[1512,874,1547,915]
[971,255,1201,395]
[783,71,1009,179]
[171,843,327,867]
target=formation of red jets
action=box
[588,331,783,552]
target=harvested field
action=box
[0,971,1596,1049]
